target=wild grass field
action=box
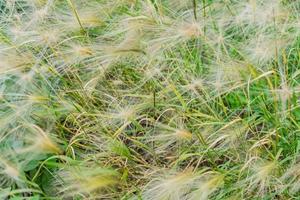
[0,0,300,199]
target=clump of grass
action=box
[0,0,300,199]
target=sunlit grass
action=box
[0,0,299,199]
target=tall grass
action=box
[0,0,299,199]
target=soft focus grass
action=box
[0,0,300,199]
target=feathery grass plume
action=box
[94,14,151,67]
[207,59,252,93]
[27,1,54,24]
[26,27,63,47]
[4,1,56,43]
[91,40,144,68]
[137,2,203,57]
[233,0,289,29]
[58,37,145,76]
[54,1,104,32]
[142,169,223,200]
[0,0,300,198]
[147,120,193,154]
[142,169,199,200]
[182,76,205,96]
[56,41,94,65]
[106,16,144,49]
[0,157,21,186]
[99,97,149,129]
[272,80,300,114]
[281,159,300,194]
[0,47,35,75]
[107,104,138,124]
[187,171,224,200]
[242,32,291,65]
[29,125,61,154]
[208,0,299,65]
[164,0,193,11]
[247,129,277,156]
[0,78,61,129]
[146,18,203,57]
[89,134,131,161]
[7,9,63,47]
[204,27,235,58]
[6,24,35,45]
[8,124,61,156]
[143,61,165,81]
[52,165,119,198]
[242,157,280,195]
[206,118,249,152]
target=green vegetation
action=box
[0,0,299,199]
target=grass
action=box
[0,0,299,199]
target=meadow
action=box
[0,0,300,199]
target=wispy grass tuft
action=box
[0,0,300,199]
